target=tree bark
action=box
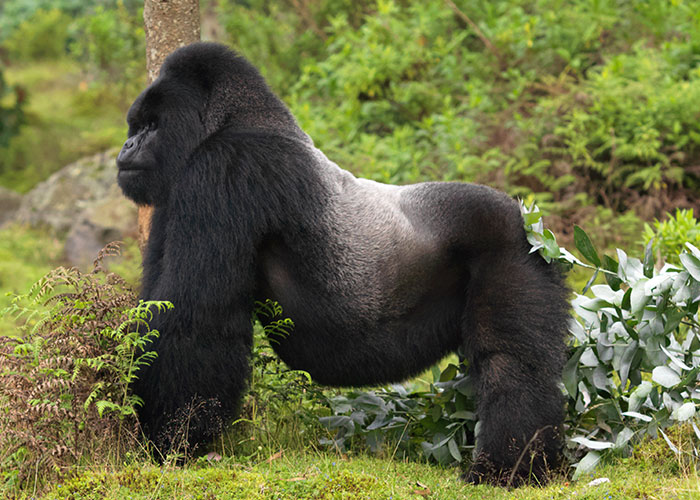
[138,0,201,252]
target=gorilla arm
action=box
[131,136,261,451]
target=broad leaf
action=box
[447,438,462,462]
[652,366,681,388]
[574,225,601,267]
[602,255,622,290]
[621,411,652,422]
[614,427,634,450]
[671,402,695,421]
[618,341,638,390]
[571,437,614,450]
[572,451,601,480]
[679,253,700,281]
[563,347,584,397]
[643,239,654,278]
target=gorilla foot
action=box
[463,451,555,488]
[141,397,224,461]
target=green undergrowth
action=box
[28,445,700,500]
[0,224,62,333]
[0,59,129,192]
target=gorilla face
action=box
[117,77,207,206]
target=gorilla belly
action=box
[273,294,464,386]
[257,236,466,386]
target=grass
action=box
[18,448,699,500]
[0,224,63,334]
[1,59,132,192]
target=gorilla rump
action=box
[117,42,569,486]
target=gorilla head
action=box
[117,43,302,206]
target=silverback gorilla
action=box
[116,42,569,486]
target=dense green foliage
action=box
[2,0,699,222]
[0,1,143,190]
[528,206,700,478]
[218,0,700,234]
[0,0,142,41]
[644,209,700,264]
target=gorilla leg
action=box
[463,249,568,485]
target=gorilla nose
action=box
[117,138,137,166]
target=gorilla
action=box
[116,42,569,485]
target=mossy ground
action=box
[19,446,698,500]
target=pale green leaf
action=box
[652,366,681,388]
[571,436,614,450]
[671,402,696,421]
[572,451,602,480]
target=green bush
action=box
[69,2,145,97]
[3,9,71,61]
[217,0,700,226]
[644,209,700,265]
[287,0,488,183]
[216,0,375,95]
[0,0,143,41]
[536,45,700,198]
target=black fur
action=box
[117,42,570,485]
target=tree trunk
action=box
[138,0,201,252]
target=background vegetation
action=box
[0,0,699,498]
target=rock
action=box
[64,190,137,266]
[0,186,22,227]
[12,149,138,266]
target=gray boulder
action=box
[13,149,137,266]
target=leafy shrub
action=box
[219,0,700,225]
[320,207,700,479]
[0,67,24,149]
[0,0,143,41]
[525,206,700,478]
[319,367,477,465]
[521,43,700,210]
[2,9,71,61]
[0,244,167,491]
[0,0,81,41]
[69,2,145,98]
[644,209,700,265]
[287,0,488,183]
